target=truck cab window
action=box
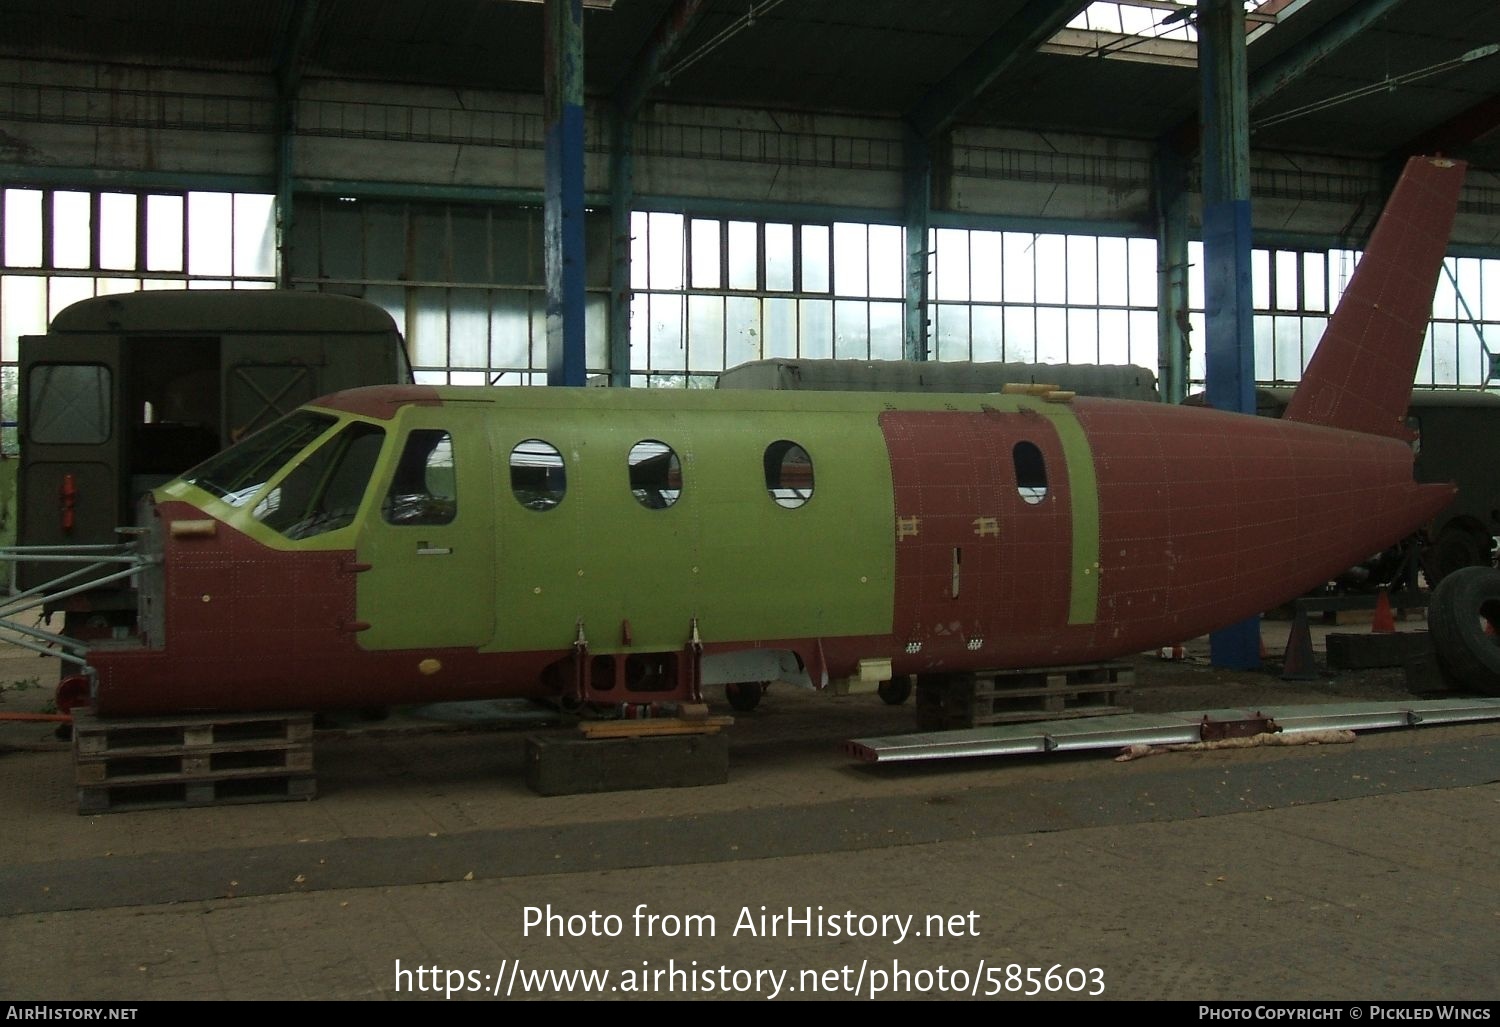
[383,430,457,525]
[28,364,111,444]
[252,422,386,540]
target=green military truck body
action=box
[16,290,410,631]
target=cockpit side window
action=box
[182,411,336,507]
[383,430,457,525]
[253,422,386,540]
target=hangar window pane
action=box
[728,221,758,290]
[765,223,794,291]
[1098,238,1128,306]
[233,194,277,279]
[798,299,833,358]
[834,223,868,297]
[187,193,233,277]
[4,190,43,268]
[510,439,566,511]
[934,228,969,302]
[48,276,94,322]
[764,440,813,509]
[870,301,903,360]
[1303,253,1326,312]
[1067,236,1097,305]
[869,224,904,299]
[52,192,92,270]
[384,429,456,525]
[146,195,185,272]
[691,219,720,289]
[801,226,830,293]
[99,194,138,271]
[835,300,868,360]
[648,212,684,290]
[970,232,1003,303]
[726,296,762,367]
[628,440,681,509]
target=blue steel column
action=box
[903,127,931,361]
[1153,140,1191,404]
[545,0,587,386]
[1199,0,1260,669]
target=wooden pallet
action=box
[72,708,316,814]
[915,663,1134,731]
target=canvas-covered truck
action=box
[12,289,411,636]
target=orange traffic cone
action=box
[1372,589,1396,633]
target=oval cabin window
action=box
[1013,441,1048,505]
[764,440,814,509]
[628,440,682,509]
[510,439,567,510]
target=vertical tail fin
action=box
[1283,155,1467,439]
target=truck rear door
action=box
[17,334,126,567]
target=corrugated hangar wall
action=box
[15,56,1500,240]
[4,55,1500,392]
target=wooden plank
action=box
[71,709,317,813]
[577,717,732,740]
[77,774,316,815]
[75,746,315,786]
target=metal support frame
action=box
[608,112,635,387]
[544,0,588,387]
[607,0,710,387]
[902,127,932,362]
[1200,0,1260,670]
[905,1,1090,140]
[275,107,296,289]
[1248,0,1406,112]
[1153,140,1192,404]
[0,544,149,669]
[272,0,329,290]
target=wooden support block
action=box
[526,732,729,796]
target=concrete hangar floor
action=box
[0,617,1495,1002]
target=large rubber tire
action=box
[725,681,765,713]
[1428,566,1500,695]
[878,675,913,706]
[1424,524,1493,587]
